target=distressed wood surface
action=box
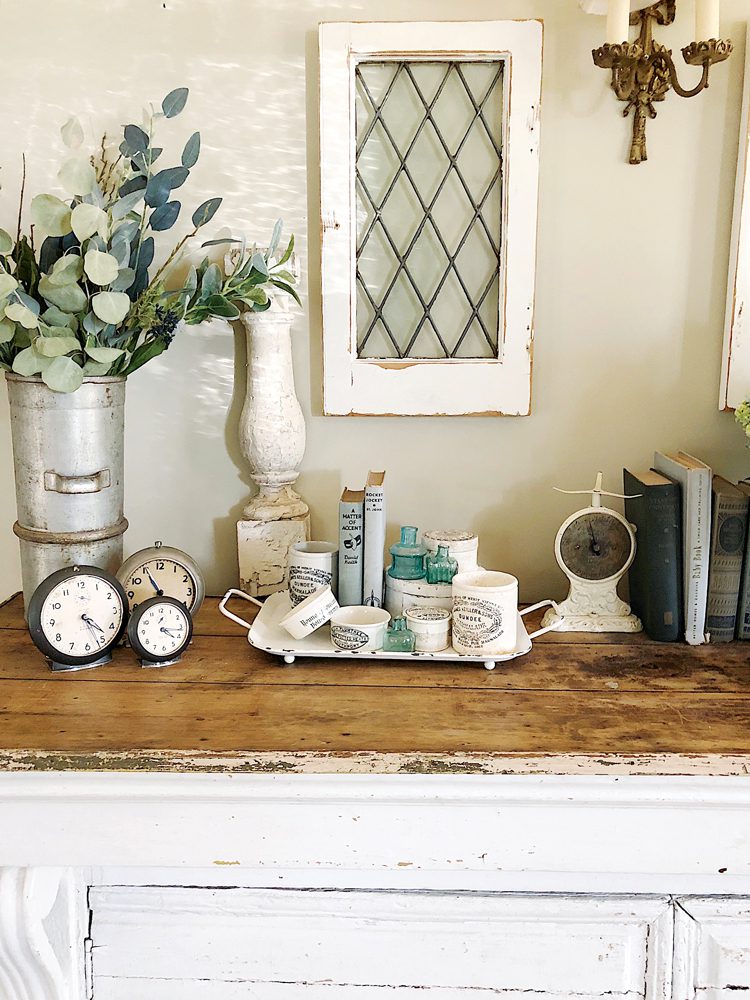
[2,593,750,770]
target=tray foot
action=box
[484,660,496,671]
[283,654,296,664]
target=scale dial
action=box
[27,566,128,669]
[127,596,193,666]
[558,510,634,582]
[117,543,205,614]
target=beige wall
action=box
[0,0,748,603]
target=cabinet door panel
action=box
[90,888,672,1000]
[674,898,750,1000]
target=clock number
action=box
[85,644,91,652]
[132,577,142,586]
[48,619,55,626]
[55,633,61,642]
[156,561,164,571]
[182,574,189,583]
[109,622,116,629]
[52,602,61,610]
[127,591,134,599]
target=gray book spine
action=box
[363,473,386,608]
[338,490,365,607]
[707,491,748,642]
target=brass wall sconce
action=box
[592,1,732,164]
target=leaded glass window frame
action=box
[319,20,542,416]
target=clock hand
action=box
[587,521,602,556]
[160,626,183,637]
[81,614,104,634]
[146,571,163,596]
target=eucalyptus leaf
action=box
[0,229,13,255]
[39,236,64,274]
[82,312,106,336]
[15,291,40,316]
[30,194,72,237]
[181,131,200,168]
[0,272,18,299]
[58,157,96,196]
[0,319,15,343]
[5,302,39,329]
[118,175,147,198]
[149,201,180,231]
[192,197,221,229]
[122,337,167,375]
[110,267,135,292]
[39,274,87,313]
[61,116,84,149]
[84,250,119,286]
[42,355,84,393]
[85,343,124,364]
[48,254,83,287]
[12,346,49,376]
[92,291,130,325]
[113,219,139,244]
[162,87,188,118]
[42,306,77,330]
[34,334,80,357]
[122,124,149,156]
[111,189,145,221]
[71,203,108,241]
[110,239,131,269]
[136,236,154,269]
[200,238,241,248]
[82,359,113,375]
[145,167,189,209]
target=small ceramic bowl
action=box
[330,606,390,652]
[279,586,339,640]
[405,605,451,652]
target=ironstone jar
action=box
[6,374,128,613]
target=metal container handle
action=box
[219,588,264,631]
[44,469,111,494]
[521,600,564,639]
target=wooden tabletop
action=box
[2,592,750,775]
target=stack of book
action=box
[338,472,386,608]
[624,452,750,644]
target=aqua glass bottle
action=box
[383,616,416,653]
[425,544,458,584]
[388,526,426,580]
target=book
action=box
[705,477,749,641]
[623,469,683,642]
[652,451,712,645]
[363,471,386,608]
[735,481,750,640]
[338,487,365,606]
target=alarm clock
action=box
[117,542,205,614]
[541,473,642,633]
[126,596,193,667]
[27,565,129,671]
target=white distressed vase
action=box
[237,297,310,596]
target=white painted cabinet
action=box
[674,898,750,1000]
[89,890,673,1000]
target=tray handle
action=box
[520,600,564,640]
[219,589,264,631]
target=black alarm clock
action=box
[27,565,129,671]
[126,595,193,667]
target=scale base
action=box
[541,608,642,633]
[48,652,112,673]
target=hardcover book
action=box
[363,471,386,608]
[652,451,712,645]
[706,477,749,641]
[735,481,750,640]
[623,469,682,642]
[338,487,365,607]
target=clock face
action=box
[128,597,193,663]
[33,570,126,663]
[122,556,196,611]
[559,511,633,582]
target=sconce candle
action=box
[696,0,720,40]
[606,0,630,41]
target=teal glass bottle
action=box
[425,544,458,584]
[383,616,416,653]
[388,526,426,580]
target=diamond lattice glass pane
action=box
[355,59,504,361]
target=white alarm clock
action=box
[117,541,205,614]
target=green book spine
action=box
[624,470,683,642]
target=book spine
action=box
[737,535,750,639]
[684,472,711,646]
[706,494,748,642]
[338,499,364,606]
[363,483,386,608]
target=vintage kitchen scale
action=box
[541,472,642,633]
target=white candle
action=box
[606,0,630,43]
[695,0,720,40]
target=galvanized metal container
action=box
[6,374,128,611]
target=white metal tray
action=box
[219,590,562,670]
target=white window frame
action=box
[319,19,542,417]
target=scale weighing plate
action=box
[220,591,562,670]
